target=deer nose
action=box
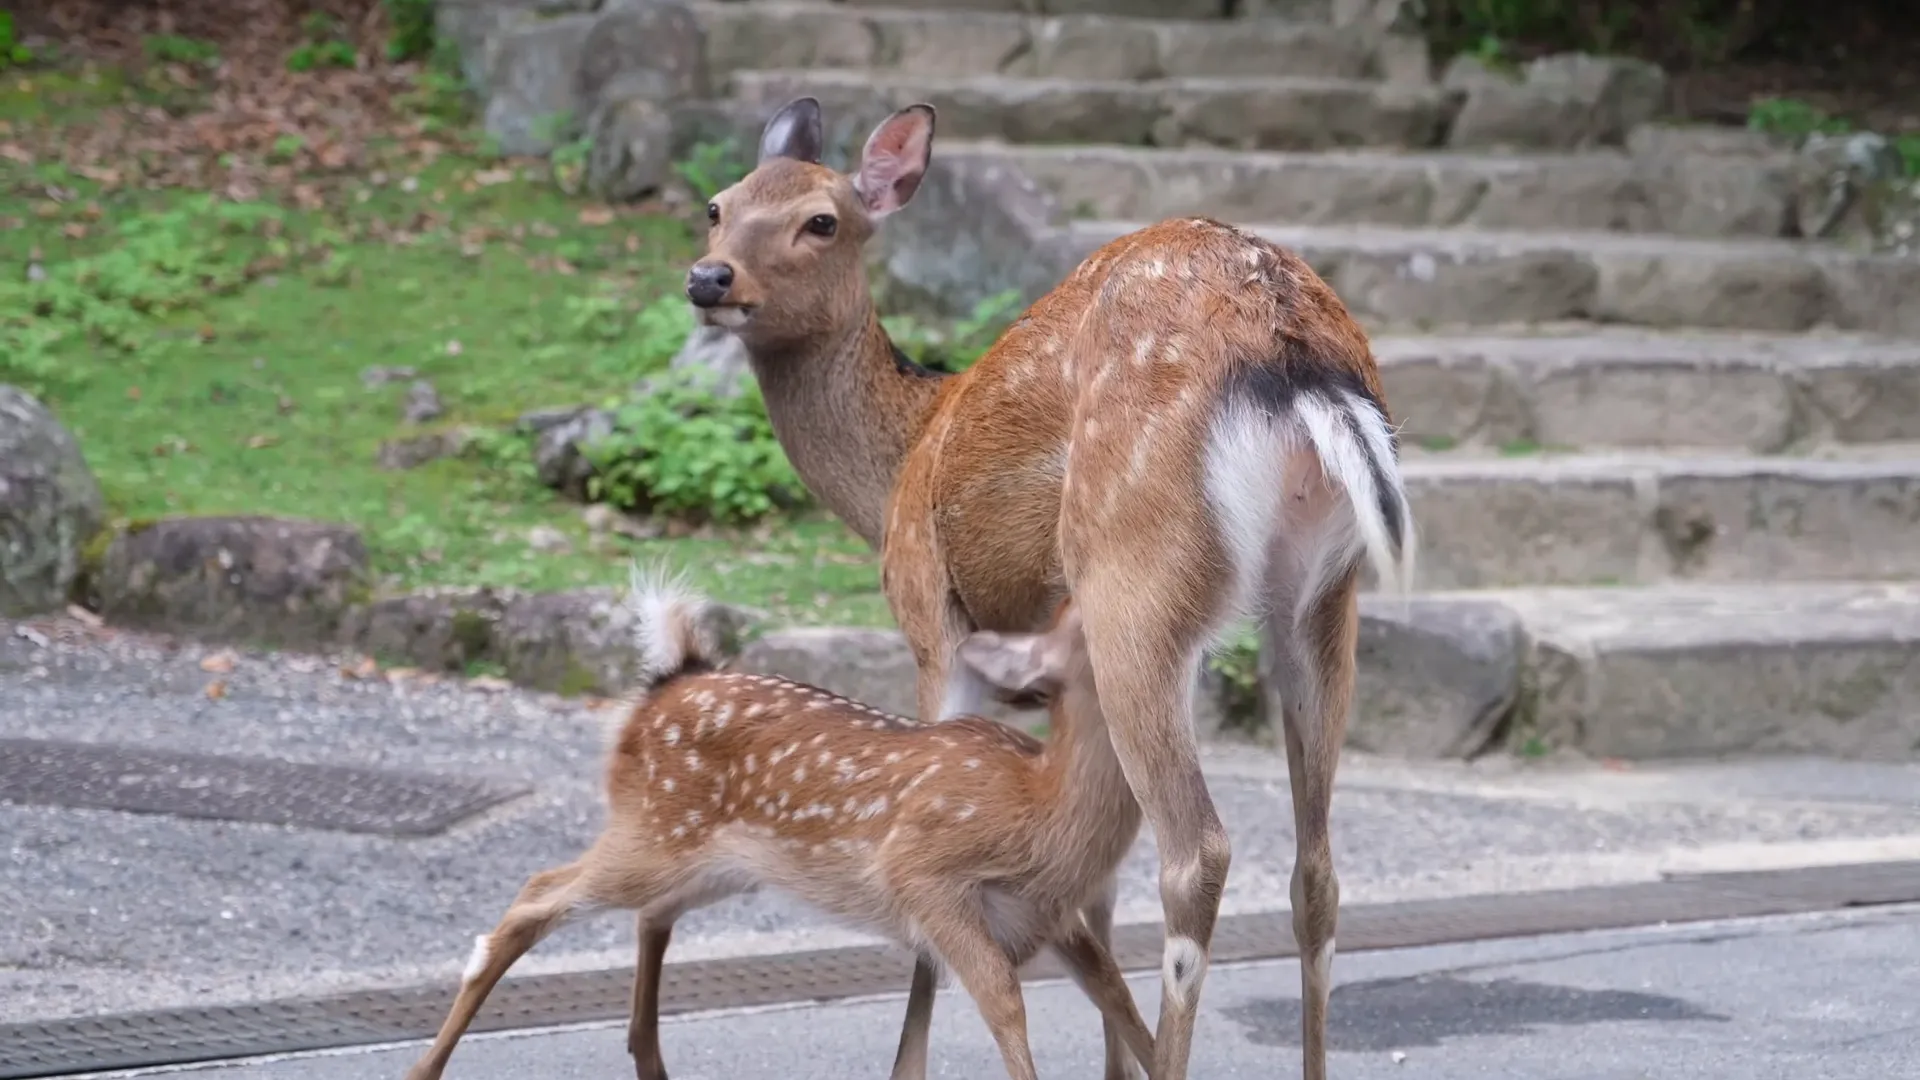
[686,262,735,308]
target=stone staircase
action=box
[458,0,1920,761]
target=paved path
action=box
[77,904,1920,1079]
[6,611,1920,1075]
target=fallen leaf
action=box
[468,675,513,692]
[205,679,229,700]
[385,667,422,683]
[245,434,279,449]
[126,386,142,401]
[200,651,238,673]
[578,206,614,226]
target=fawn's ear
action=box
[957,629,1066,703]
[758,96,825,166]
[852,104,935,220]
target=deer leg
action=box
[910,900,1039,1080]
[905,589,986,724]
[1260,564,1360,1080]
[405,864,591,1080]
[1054,904,1155,1080]
[887,955,941,1080]
[1076,882,1148,1080]
[626,919,673,1080]
[1072,580,1230,1080]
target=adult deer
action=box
[684,97,1417,1080]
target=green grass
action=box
[1,143,893,627]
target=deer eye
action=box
[705,202,719,225]
[806,213,837,237]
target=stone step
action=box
[1479,581,1920,760]
[696,2,1406,83]
[1396,448,1920,590]
[940,141,1791,238]
[723,0,1269,19]
[1057,221,1920,334]
[727,69,1458,151]
[1372,328,1920,453]
[734,582,1920,760]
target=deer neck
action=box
[1039,681,1140,866]
[743,306,947,548]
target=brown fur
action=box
[687,98,1417,1080]
[401,596,1156,1080]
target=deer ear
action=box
[852,104,935,220]
[758,97,824,165]
[957,630,1061,701]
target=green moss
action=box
[556,657,602,697]
[449,607,493,658]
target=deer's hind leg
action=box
[405,847,679,1080]
[1260,471,1367,1080]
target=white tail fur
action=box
[624,561,725,694]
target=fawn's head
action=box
[685,97,935,350]
[956,600,1091,715]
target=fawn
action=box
[403,573,1155,1080]
[682,97,1418,1080]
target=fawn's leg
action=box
[887,956,941,1080]
[912,899,1039,1080]
[404,864,589,1080]
[1260,565,1361,1080]
[1079,885,1148,1080]
[625,920,673,1080]
[1054,912,1155,1079]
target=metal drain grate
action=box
[0,738,530,837]
[3,860,1917,1078]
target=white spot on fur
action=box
[664,725,681,746]
[461,935,490,982]
[1162,936,1208,1011]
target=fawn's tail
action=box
[624,562,729,695]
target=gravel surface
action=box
[6,611,1920,1024]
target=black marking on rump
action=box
[1222,345,1407,558]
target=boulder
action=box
[436,0,599,93]
[531,406,617,500]
[1445,53,1667,150]
[665,324,751,398]
[87,517,370,649]
[376,427,478,471]
[1346,596,1525,757]
[580,0,709,106]
[734,626,1058,726]
[1791,131,1919,253]
[402,379,444,424]
[587,95,675,201]
[493,586,756,695]
[338,586,513,671]
[482,14,596,156]
[869,153,1076,319]
[0,386,106,616]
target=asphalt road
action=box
[83,904,1920,1080]
[5,610,1920,1080]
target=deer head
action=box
[684,97,936,352]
